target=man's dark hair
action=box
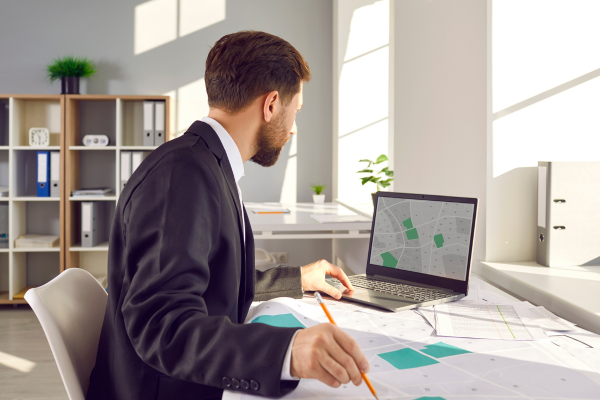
[205,31,311,113]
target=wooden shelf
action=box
[13,146,61,150]
[120,146,159,151]
[69,146,116,150]
[69,196,116,201]
[12,247,60,253]
[69,242,109,252]
[12,196,60,201]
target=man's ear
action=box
[263,91,279,123]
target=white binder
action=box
[81,202,105,247]
[120,151,132,192]
[131,151,146,175]
[537,161,600,267]
[154,101,165,146]
[50,151,60,197]
[143,101,155,146]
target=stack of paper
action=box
[415,283,577,341]
[15,234,59,248]
[71,188,113,197]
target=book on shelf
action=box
[71,187,113,197]
[0,186,8,197]
[15,234,60,248]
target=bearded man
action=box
[86,31,369,400]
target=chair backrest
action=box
[25,268,108,400]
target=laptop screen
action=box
[369,194,476,282]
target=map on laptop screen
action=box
[370,197,475,281]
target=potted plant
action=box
[310,183,327,204]
[357,154,394,204]
[46,56,97,94]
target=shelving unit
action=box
[64,95,170,284]
[0,93,170,304]
[0,94,64,304]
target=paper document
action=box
[514,305,577,331]
[435,303,547,340]
[310,214,370,223]
[225,297,600,400]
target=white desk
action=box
[246,202,371,240]
[475,261,600,335]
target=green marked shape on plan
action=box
[406,228,419,240]
[380,252,398,268]
[402,217,413,229]
[434,234,444,248]
[420,342,471,358]
[377,348,439,370]
[414,397,447,400]
[251,313,305,329]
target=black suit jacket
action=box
[87,121,304,400]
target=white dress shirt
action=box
[201,117,299,381]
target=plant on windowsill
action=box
[310,183,327,204]
[357,154,394,205]
[46,55,97,95]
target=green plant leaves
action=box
[375,154,388,164]
[356,169,373,174]
[46,55,97,81]
[310,183,327,195]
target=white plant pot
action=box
[313,194,325,204]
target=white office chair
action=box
[25,268,108,400]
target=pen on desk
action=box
[314,292,378,400]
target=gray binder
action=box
[50,151,60,197]
[154,101,165,146]
[143,101,155,146]
[0,203,7,248]
[537,161,600,267]
[81,202,105,247]
[120,151,132,193]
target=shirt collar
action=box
[201,117,245,184]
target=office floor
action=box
[0,306,66,400]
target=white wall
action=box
[393,0,488,263]
[487,0,600,262]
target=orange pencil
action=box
[314,292,379,400]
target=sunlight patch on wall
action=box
[339,47,389,136]
[493,77,600,178]
[279,135,297,203]
[338,120,388,201]
[135,0,226,55]
[134,0,178,55]
[493,0,600,113]
[179,0,226,37]
[164,77,210,138]
[0,351,36,373]
[344,0,389,62]
[336,0,390,203]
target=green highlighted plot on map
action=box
[421,342,471,358]
[414,397,447,400]
[434,234,445,248]
[406,228,419,240]
[402,217,414,229]
[251,314,305,329]
[380,252,398,268]
[377,348,439,370]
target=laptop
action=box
[326,192,478,311]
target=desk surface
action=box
[225,273,600,400]
[476,260,600,335]
[246,202,372,232]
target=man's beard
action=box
[250,109,289,167]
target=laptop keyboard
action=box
[332,275,452,302]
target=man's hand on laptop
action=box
[301,260,353,300]
[290,323,369,387]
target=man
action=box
[87,31,369,400]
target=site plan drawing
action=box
[223,298,600,400]
[370,198,475,281]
